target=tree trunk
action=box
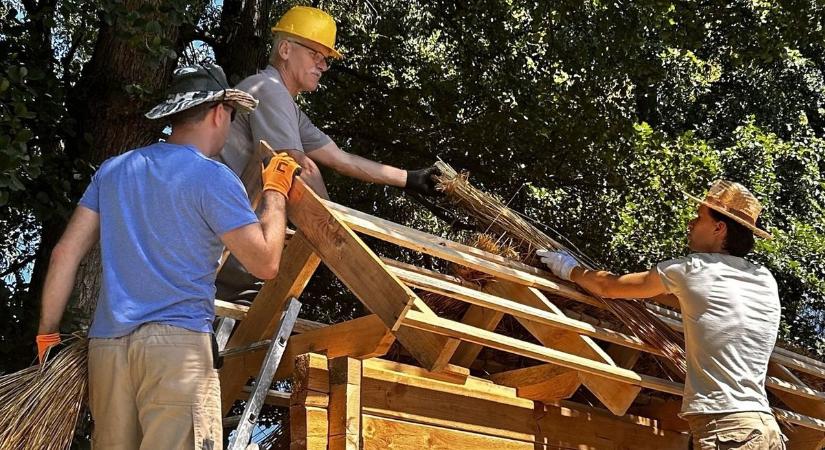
[31,0,207,310]
[214,0,274,84]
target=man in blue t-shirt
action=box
[35,65,300,450]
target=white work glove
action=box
[536,249,579,281]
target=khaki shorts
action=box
[686,411,786,450]
[88,323,222,450]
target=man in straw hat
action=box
[538,180,784,449]
[35,64,301,450]
[216,5,442,301]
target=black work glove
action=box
[405,165,442,197]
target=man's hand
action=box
[262,153,302,198]
[36,333,61,364]
[405,165,442,197]
[536,249,579,281]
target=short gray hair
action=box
[269,32,291,64]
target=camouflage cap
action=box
[145,64,258,120]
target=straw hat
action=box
[145,64,258,120]
[685,179,772,239]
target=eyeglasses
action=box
[288,39,332,67]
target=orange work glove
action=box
[261,153,302,198]
[36,333,61,364]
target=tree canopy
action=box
[2,0,823,381]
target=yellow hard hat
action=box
[271,6,343,59]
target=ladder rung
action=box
[220,339,273,358]
[242,386,292,408]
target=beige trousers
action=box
[88,323,222,450]
[687,412,786,450]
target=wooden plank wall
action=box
[290,353,689,450]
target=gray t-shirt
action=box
[216,66,332,301]
[219,65,332,177]
[656,253,780,416]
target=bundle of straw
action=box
[434,161,687,379]
[0,335,88,450]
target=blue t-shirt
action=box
[79,142,258,338]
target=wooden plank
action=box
[449,307,505,367]
[214,299,325,334]
[401,309,689,394]
[290,353,329,450]
[485,281,640,415]
[389,263,658,354]
[382,258,502,368]
[220,232,321,415]
[328,357,362,450]
[628,394,688,432]
[490,364,581,403]
[783,426,825,450]
[288,177,454,371]
[768,364,825,424]
[775,408,825,433]
[239,314,396,383]
[290,406,329,450]
[362,415,532,450]
[359,359,688,449]
[327,200,602,308]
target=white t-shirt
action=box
[656,253,780,416]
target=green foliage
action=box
[1,0,824,377]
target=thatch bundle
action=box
[421,233,521,318]
[0,335,88,450]
[434,161,688,379]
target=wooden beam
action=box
[388,263,657,354]
[243,314,396,382]
[214,299,325,334]
[287,178,454,371]
[783,426,825,450]
[327,200,602,308]
[448,306,505,367]
[380,258,503,368]
[290,353,329,450]
[220,232,321,415]
[401,309,684,394]
[490,364,582,403]
[768,364,825,425]
[360,358,689,449]
[362,415,532,450]
[328,357,362,450]
[485,281,640,415]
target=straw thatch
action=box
[0,335,88,450]
[434,161,688,379]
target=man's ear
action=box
[210,104,224,127]
[277,40,291,60]
[714,219,728,239]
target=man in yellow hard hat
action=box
[217,6,440,300]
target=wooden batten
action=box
[220,232,321,415]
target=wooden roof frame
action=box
[217,168,825,448]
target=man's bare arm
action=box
[307,141,408,187]
[570,267,668,300]
[38,206,101,334]
[220,191,287,280]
